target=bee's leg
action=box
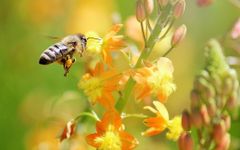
[63,55,75,77]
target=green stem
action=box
[163,45,175,57]
[115,5,172,112]
[74,111,100,122]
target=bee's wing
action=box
[45,35,61,40]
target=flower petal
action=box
[86,133,102,148]
[143,117,167,129]
[142,127,165,136]
[153,101,169,121]
[120,131,139,150]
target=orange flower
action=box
[133,57,176,102]
[142,101,183,141]
[86,110,138,150]
[78,63,121,109]
[86,24,126,66]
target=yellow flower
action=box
[142,101,183,141]
[85,24,126,66]
[86,110,138,150]
[78,63,122,109]
[133,57,176,102]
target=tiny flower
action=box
[86,24,126,66]
[231,18,240,39]
[173,0,186,19]
[142,101,183,141]
[60,119,76,142]
[133,57,176,102]
[78,63,121,109]
[171,24,187,46]
[136,0,146,22]
[86,110,138,150]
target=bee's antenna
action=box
[87,37,102,41]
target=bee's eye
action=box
[69,42,77,47]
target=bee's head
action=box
[62,34,87,52]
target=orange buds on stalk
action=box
[136,0,146,22]
[171,24,187,46]
[144,0,154,15]
[173,0,186,19]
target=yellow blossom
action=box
[133,57,176,102]
[142,101,183,141]
[85,24,126,66]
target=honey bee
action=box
[39,34,87,76]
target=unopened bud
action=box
[215,133,230,150]
[211,74,222,92]
[191,110,203,128]
[173,0,186,18]
[136,0,146,22]
[182,110,191,131]
[157,0,168,7]
[200,105,210,125]
[213,121,226,144]
[227,92,238,109]
[222,115,231,131]
[60,119,76,142]
[144,0,154,15]
[190,90,200,109]
[200,70,210,80]
[204,84,215,100]
[178,132,193,150]
[223,77,233,95]
[171,24,187,46]
[197,0,214,7]
[206,101,216,117]
[231,18,240,39]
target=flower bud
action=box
[173,0,186,18]
[60,119,76,142]
[178,132,193,150]
[190,90,200,109]
[182,110,191,131]
[231,18,240,39]
[223,77,233,95]
[222,115,231,131]
[227,92,238,109]
[144,0,154,15]
[197,0,214,7]
[200,70,210,80]
[213,121,226,144]
[171,24,187,46]
[200,105,210,125]
[191,110,203,128]
[157,0,168,7]
[215,133,230,150]
[136,0,146,22]
[206,101,216,117]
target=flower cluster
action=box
[58,0,187,149]
[179,39,240,150]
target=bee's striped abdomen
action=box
[39,43,68,65]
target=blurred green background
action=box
[0,0,240,149]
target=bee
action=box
[39,34,87,76]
